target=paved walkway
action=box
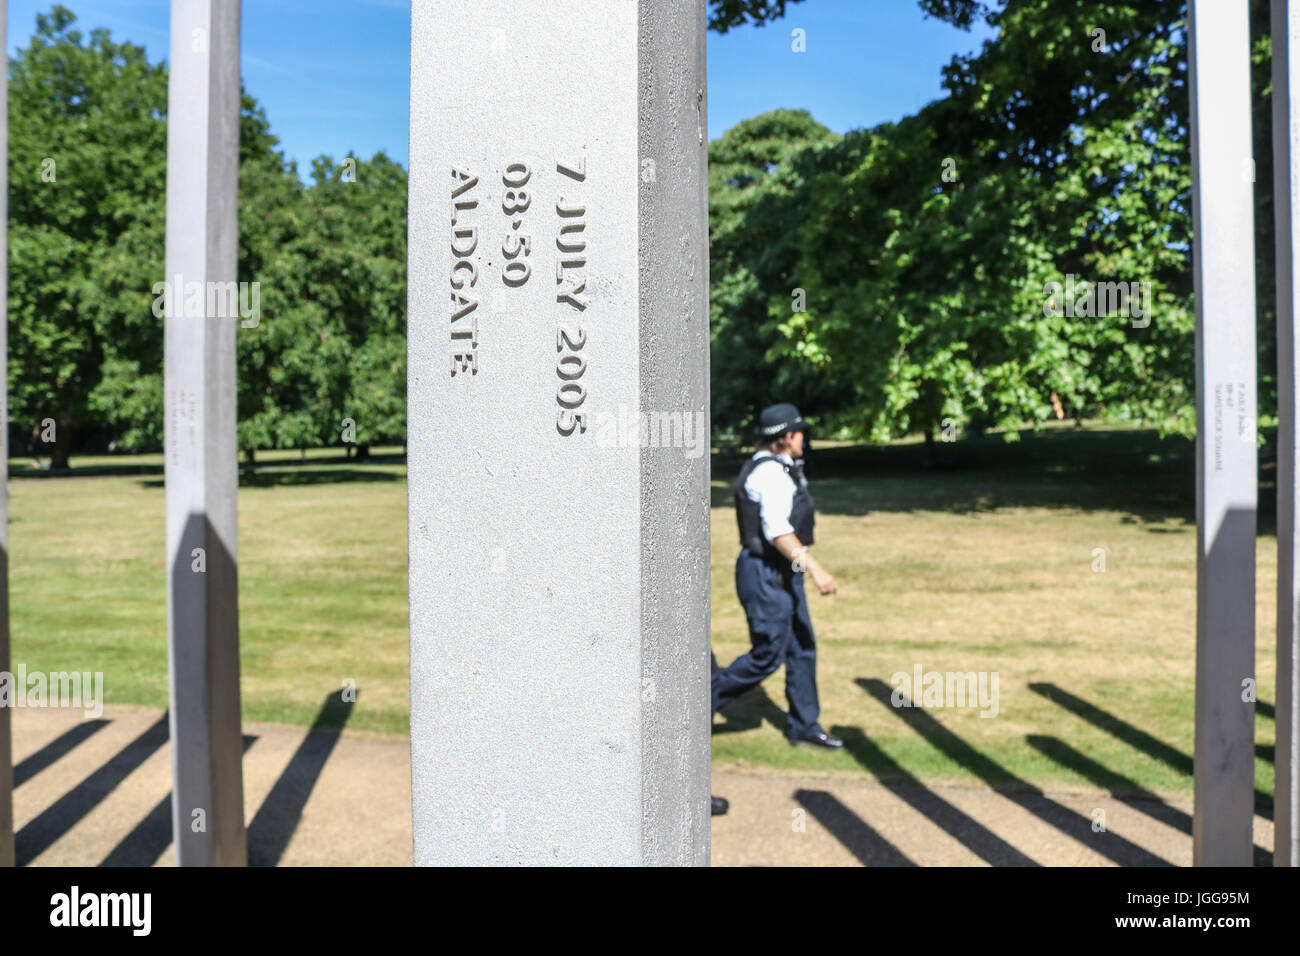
[8,706,1274,866]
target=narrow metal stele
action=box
[1189,0,1258,867]
[163,0,246,866]
[1273,0,1300,868]
[0,0,14,870]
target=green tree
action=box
[708,109,849,435]
[742,0,1209,447]
[253,152,407,460]
[7,6,168,467]
[709,0,808,31]
[8,6,316,465]
[10,7,409,465]
[708,1,1287,452]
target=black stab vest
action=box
[735,453,816,558]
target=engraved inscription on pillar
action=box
[167,387,198,469]
[446,150,594,439]
[555,152,588,436]
[450,167,480,377]
[1212,381,1254,472]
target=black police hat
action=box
[756,402,809,439]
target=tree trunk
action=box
[923,426,936,469]
[48,418,72,470]
[245,446,256,467]
[355,443,371,462]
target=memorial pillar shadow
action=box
[13,720,110,787]
[1025,734,1193,834]
[1028,683,1191,772]
[830,725,1038,866]
[169,511,245,866]
[793,789,914,866]
[16,714,169,866]
[856,678,1171,866]
[100,734,257,868]
[1026,734,1273,866]
[1028,682,1273,820]
[246,689,356,867]
[711,683,788,736]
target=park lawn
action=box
[713,428,1276,804]
[7,428,1279,802]
[9,450,411,736]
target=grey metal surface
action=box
[163,0,246,866]
[637,0,711,866]
[407,0,710,864]
[1189,0,1258,867]
[0,0,12,870]
[1274,0,1300,869]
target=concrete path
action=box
[8,706,1274,866]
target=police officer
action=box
[713,402,842,752]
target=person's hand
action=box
[810,566,837,596]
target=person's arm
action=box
[769,532,837,595]
[748,457,837,595]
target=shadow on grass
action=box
[1026,734,1192,828]
[710,427,1216,526]
[711,683,787,736]
[857,677,1171,866]
[830,725,1038,866]
[1026,734,1273,866]
[237,468,403,489]
[1028,683,1273,819]
[132,467,404,490]
[14,455,406,492]
[12,450,406,481]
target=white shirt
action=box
[743,451,797,542]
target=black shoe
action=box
[788,728,844,750]
[711,795,729,816]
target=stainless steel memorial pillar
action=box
[1189,0,1258,867]
[0,0,13,870]
[1273,0,1300,869]
[163,0,246,866]
[407,0,711,864]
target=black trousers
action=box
[711,550,821,738]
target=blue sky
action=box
[7,0,997,175]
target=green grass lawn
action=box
[10,446,410,736]
[7,428,1279,803]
